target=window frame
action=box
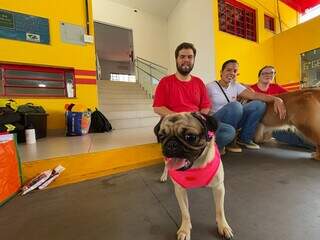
[264,14,275,32]
[0,64,75,98]
[218,0,257,42]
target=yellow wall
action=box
[0,0,97,129]
[274,16,320,85]
[213,0,298,84]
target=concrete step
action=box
[102,94,148,99]
[99,98,152,105]
[98,87,145,94]
[102,110,158,120]
[109,116,160,130]
[99,103,153,111]
[98,81,140,87]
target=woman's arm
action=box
[239,88,286,119]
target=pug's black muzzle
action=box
[163,138,184,158]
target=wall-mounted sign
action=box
[0,9,49,44]
[301,48,320,88]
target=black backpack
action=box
[89,108,112,133]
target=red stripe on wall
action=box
[74,69,96,76]
[285,86,301,91]
[281,82,300,87]
[75,78,96,84]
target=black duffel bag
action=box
[89,108,112,133]
[17,103,46,114]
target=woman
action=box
[206,60,286,152]
[251,65,315,150]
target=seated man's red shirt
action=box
[153,74,211,112]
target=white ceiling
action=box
[94,0,180,62]
[108,0,180,18]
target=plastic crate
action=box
[17,113,48,143]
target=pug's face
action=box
[154,112,217,171]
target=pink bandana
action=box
[168,144,221,189]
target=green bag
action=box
[17,103,46,114]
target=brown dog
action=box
[154,112,233,240]
[254,88,320,160]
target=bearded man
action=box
[153,43,236,182]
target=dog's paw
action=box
[217,222,233,239]
[177,228,191,240]
[177,221,191,240]
[159,173,168,182]
[311,152,320,161]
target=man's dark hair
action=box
[221,59,238,71]
[258,65,275,77]
[175,42,196,59]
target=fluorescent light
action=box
[300,4,320,23]
[38,84,46,87]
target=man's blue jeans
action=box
[213,101,266,143]
[215,121,235,150]
[273,130,315,150]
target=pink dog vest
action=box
[168,144,221,189]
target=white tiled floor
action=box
[18,127,157,162]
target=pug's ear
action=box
[202,114,218,132]
[154,118,163,143]
[191,113,218,133]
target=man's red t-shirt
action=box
[153,74,211,112]
[251,83,287,95]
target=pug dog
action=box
[154,112,233,240]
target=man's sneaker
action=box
[226,141,242,153]
[238,140,260,150]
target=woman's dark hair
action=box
[175,42,196,59]
[221,59,238,71]
[258,65,275,77]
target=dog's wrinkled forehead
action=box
[160,113,204,135]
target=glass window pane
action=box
[6,87,65,96]
[65,72,75,98]
[301,48,320,88]
[5,70,64,80]
[6,79,65,88]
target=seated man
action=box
[207,60,286,152]
[153,42,235,153]
[251,65,315,150]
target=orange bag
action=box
[0,134,22,206]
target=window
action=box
[218,0,257,42]
[110,73,136,82]
[0,64,75,97]
[264,14,275,32]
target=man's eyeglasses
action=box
[261,72,276,76]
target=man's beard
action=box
[176,63,194,76]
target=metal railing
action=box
[135,57,167,98]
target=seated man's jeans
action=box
[273,130,315,151]
[215,121,235,150]
[213,101,266,143]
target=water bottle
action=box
[25,125,36,144]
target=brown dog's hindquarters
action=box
[255,89,320,160]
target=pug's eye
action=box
[184,134,197,143]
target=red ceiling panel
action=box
[281,0,320,13]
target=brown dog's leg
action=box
[174,182,192,240]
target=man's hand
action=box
[273,97,286,120]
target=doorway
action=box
[94,22,135,82]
